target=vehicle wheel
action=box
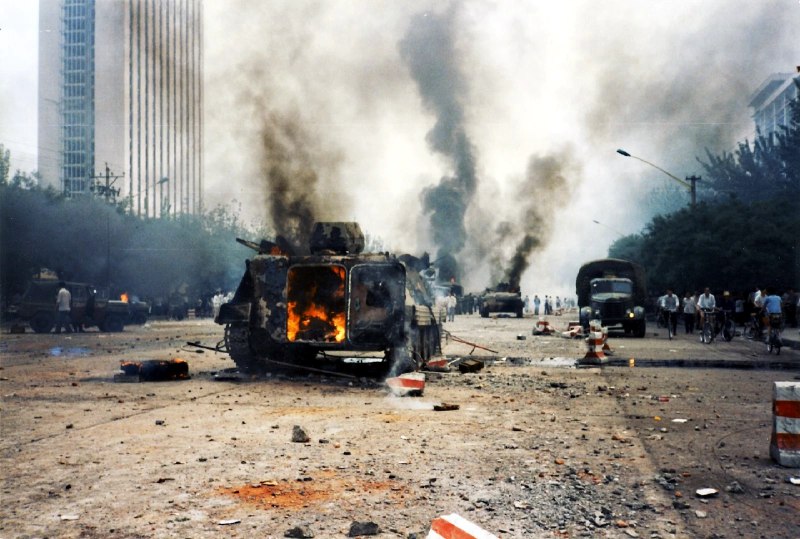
[30,312,55,334]
[225,323,268,374]
[103,315,125,332]
[480,308,488,318]
[634,320,646,338]
[516,307,523,318]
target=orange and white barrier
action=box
[532,318,554,335]
[601,325,614,355]
[386,372,425,397]
[427,514,498,539]
[770,382,800,467]
[581,320,607,364]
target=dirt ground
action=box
[1,314,799,538]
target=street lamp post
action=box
[616,149,700,208]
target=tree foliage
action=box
[698,82,800,201]
[0,181,265,309]
[610,91,800,295]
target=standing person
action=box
[524,295,530,314]
[662,289,680,336]
[533,295,541,315]
[54,282,72,334]
[696,287,716,331]
[446,291,457,323]
[555,296,562,313]
[682,292,696,334]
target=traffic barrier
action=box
[385,372,425,397]
[580,320,607,364]
[770,381,800,467]
[532,318,554,335]
[601,325,614,355]
[427,513,498,539]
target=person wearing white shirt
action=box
[696,287,716,327]
[682,293,696,334]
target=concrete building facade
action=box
[748,71,799,138]
[38,0,203,217]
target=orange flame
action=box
[120,292,129,303]
[287,266,346,343]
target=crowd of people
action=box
[656,287,798,337]
[523,295,576,316]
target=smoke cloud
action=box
[202,1,799,296]
[399,7,477,281]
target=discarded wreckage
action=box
[215,222,441,374]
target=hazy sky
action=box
[2,0,798,296]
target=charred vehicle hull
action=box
[216,223,440,374]
[478,291,524,318]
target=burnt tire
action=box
[30,312,55,334]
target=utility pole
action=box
[90,163,124,204]
[686,175,701,208]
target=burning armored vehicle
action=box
[216,222,441,374]
[478,283,525,318]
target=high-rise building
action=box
[38,0,203,217]
[748,71,799,138]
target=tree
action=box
[0,144,10,185]
[698,88,800,201]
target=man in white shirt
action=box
[55,282,73,334]
[696,287,716,327]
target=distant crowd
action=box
[656,287,798,335]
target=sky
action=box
[1,0,799,298]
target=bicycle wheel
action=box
[702,323,713,344]
[722,320,734,342]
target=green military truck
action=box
[576,258,647,337]
[17,280,130,333]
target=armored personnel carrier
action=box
[216,222,441,374]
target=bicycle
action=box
[742,312,764,341]
[664,309,678,340]
[766,314,783,354]
[717,309,735,342]
[700,308,717,344]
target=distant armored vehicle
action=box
[576,258,647,337]
[478,283,524,318]
[216,222,441,374]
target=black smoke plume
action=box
[495,150,577,290]
[399,7,477,282]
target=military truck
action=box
[478,283,524,318]
[216,222,441,374]
[17,280,130,333]
[576,258,647,337]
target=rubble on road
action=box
[115,358,189,381]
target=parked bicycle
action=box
[700,308,717,344]
[766,313,783,354]
[664,309,678,340]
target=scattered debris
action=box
[532,319,554,336]
[458,359,484,374]
[385,372,425,397]
[695,488,718,497]
[726,481,745,494]
[671,418,689,423]
[116,359,189,382]
[433,403,460,412]
[695,510,708,518]
[787,476,800,485]
[292,425,310,443]
[347,520,381,537]
[285,524,315,538]
[218,519,241,526]
[60,515,79,521]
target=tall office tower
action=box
[38,0,203,217]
